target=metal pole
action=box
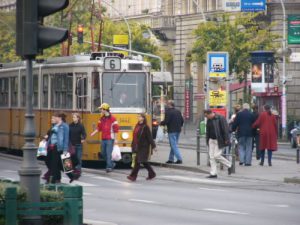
[101,0,132,54]
[19,59,42,225]
[196,128,200,165]
[297,148,299,164]
[280,0,287,139]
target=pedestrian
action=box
[90,103,119,172]
[204,109,232,178]
[160,100,184,164]
[252,105,278,166]
[232,103,255,166]
[69,113,86,180]
[41,116,56,182]
[127,113,157,181]
[252,104,260,160]
[46,113,69,184]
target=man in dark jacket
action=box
[160,100,184,164]
[232,103,255,166]
[204,109,232,178]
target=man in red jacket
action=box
[91,103,119,172]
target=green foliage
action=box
[0,0,169,70]
[191,13,280,81]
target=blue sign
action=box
[241,0,266,12]
[207,52,229,78]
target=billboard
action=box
[209,90,227,107]
[224,0,241,12]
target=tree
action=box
[190,13,279,101]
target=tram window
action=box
[92,72,100,112]
[0,78,9,107]
[42,74,49,108]
[33,75,38,107]
[21,76,26,107]
[10,77,18,107]
[51,73,73,109]
[76,75,87,110]
[102,72,146,109]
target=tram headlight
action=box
[121,132,129,140]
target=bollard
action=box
[196,128,200,166]
[297,148,299,164]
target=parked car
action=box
[290,125,300,148]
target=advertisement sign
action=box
[251,63,262,83]
[224,0,241,12]
[288,15,300,44]
[211,108,227,118]
[184,79,192,120]
[207,52,229,78]
[209,90,227,107]
[241,0,266,12]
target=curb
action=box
[284,177,300,184]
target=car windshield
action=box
[102,72,146,110]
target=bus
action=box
[0,52,152,163]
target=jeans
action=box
[75,144,82,170]
[168,132,182,161]
[101,139,115,169]
[260,149,273,165]
[238,136,253,165]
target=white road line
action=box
[129,198,158,204]
[92,176,140,186]
[83,192,92,196]
[198,187,227,192]
[61,178,96,187]
[272,204,289,208]
[84,219,118,225]
[3,170,16,173]
[203,208,249,215]
[161,175,235,184]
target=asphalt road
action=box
[1,153,300,225]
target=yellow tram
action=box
[0,52,152,163]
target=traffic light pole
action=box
[18,58,42,225]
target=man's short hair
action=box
[243,103,250,110]
[204,109,213,115]
[168,100,175,107]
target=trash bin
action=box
[199,120,206,135]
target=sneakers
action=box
[166,160,174,164]
[175,160,183,164]
[106,168,113,173]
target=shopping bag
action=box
[37,140,47,157]
[156,126,164,142]
[111,145,122,161]
[61,152,73,173]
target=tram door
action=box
[75,74,88,111]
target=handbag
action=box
[37,140,47,157]
[61,152,73,173]
[111,145,122,161]
[156,126,164,142]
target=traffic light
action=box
[16,0,69,58]
[77,24,83,44]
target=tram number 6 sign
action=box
[104,57,121,71]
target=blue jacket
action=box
[48,122,69,153]
[232,109,255,138]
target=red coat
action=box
[252,111,278,151]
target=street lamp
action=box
[280,0,287,139]
[101,0,132,54]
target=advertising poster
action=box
[251,63,262,83]
[209,90,227,107]
[288,15,300,44]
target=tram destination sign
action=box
[104,57,121,71]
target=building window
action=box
[0,78,9,107]
[51,73,73,109]
[10,77,18,107]
[42,74,49,108]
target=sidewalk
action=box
[151,129,300,184]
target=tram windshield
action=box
[102,72,147,111]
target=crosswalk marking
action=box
[203,208,249,215]
[129,198,158,204]
[61,178,96,187]
[83,219,118,225]
[161,175,235,184]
